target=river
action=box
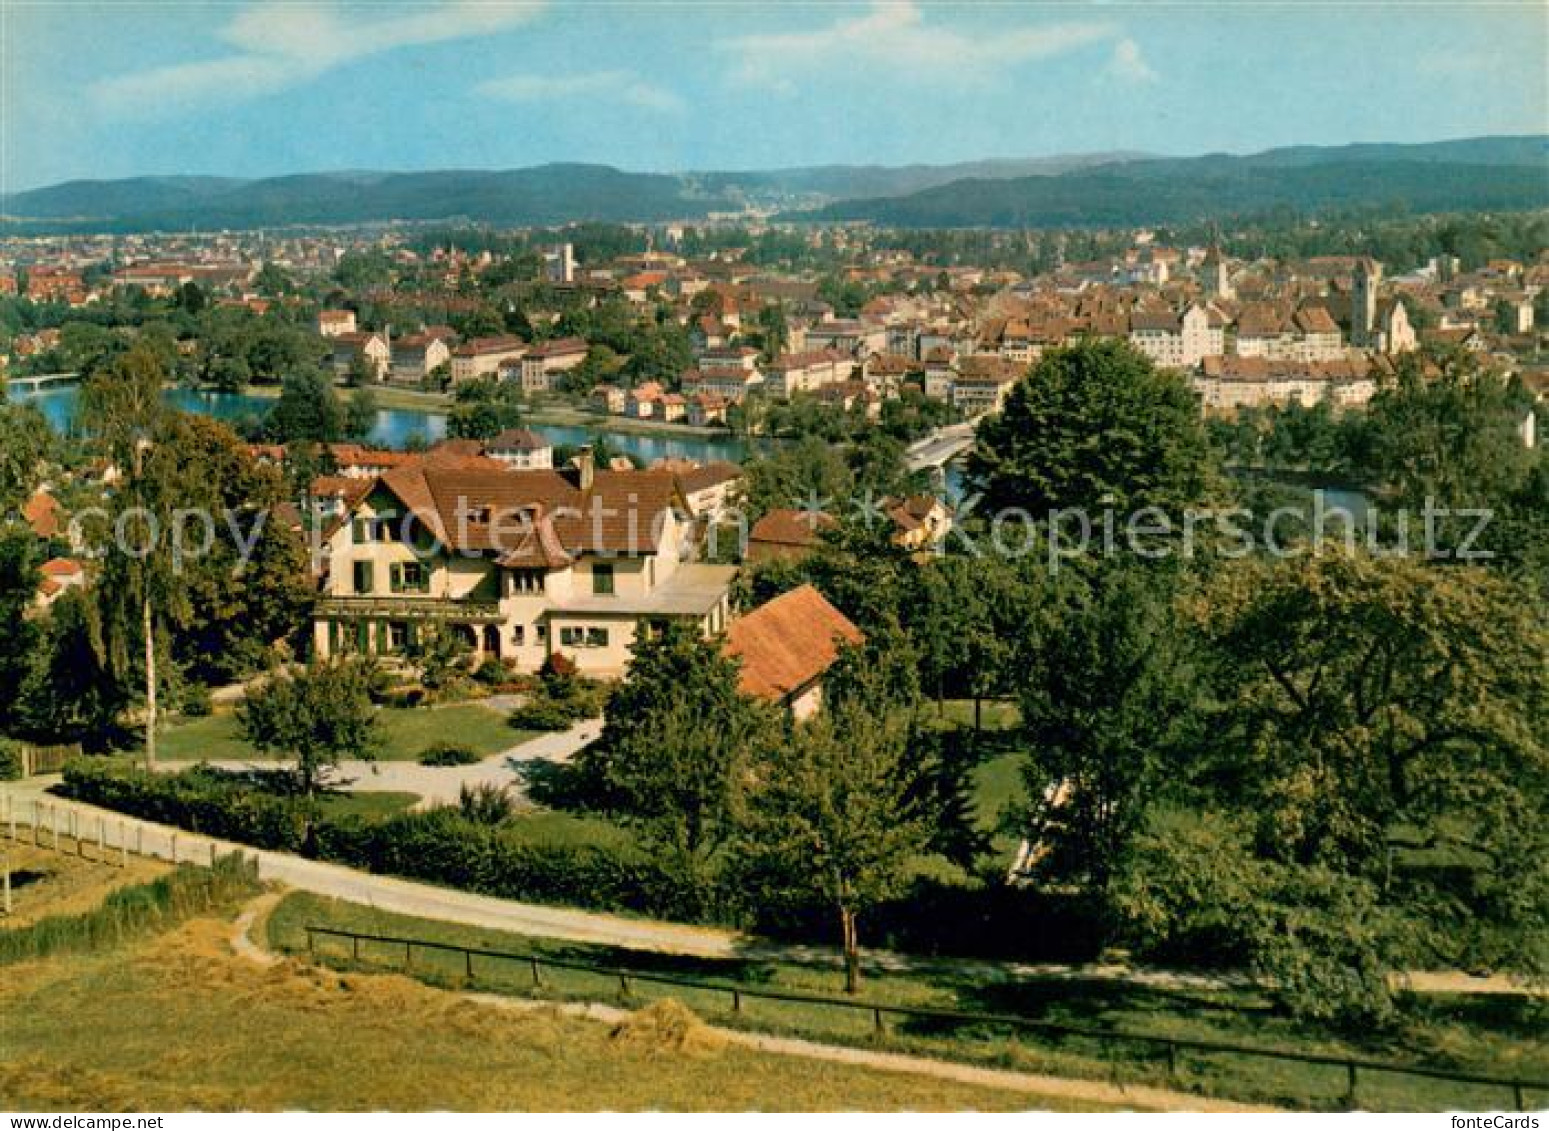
[8,384,752,467]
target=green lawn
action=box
[159,704,527,763]
[972,752,1028,868]
[935,698,1021,732]
[314,791,421,821]
[268,891,1548,1113]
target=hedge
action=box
[60,760,731,926]
[57,761,1103,958]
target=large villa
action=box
[313,451,737,677]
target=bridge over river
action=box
[905,419,980,474]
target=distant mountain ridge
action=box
[4,137,1544,233]
[801,136,1549,228]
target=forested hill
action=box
[799,137,1549,228]
[5,137,1545,232]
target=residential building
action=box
[330,332,391,381]
[312,457,736,678]
[450,336,527,384]
[725,584,862,721]
[486,428,555,470]
[762,351,852,398]
[389,332,451,385]
[519,337,590,392]
[1128,303,1221,369]
[747,508,835,563]
[317,309,358,338]
[884,495,953,552]
[35,557,85,610]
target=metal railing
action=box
[304,924,1545,1111]
[315,595,502,621]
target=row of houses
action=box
[319,312,590,389]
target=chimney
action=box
[576,444,595,491]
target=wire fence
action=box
[304,924,1545,1112]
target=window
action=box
[559,626,609,649]
[512,625,525,647]
[592,564,615,596]
[352,518,370,545]
[387,622,408,652]
[509,569,544,595]
[390,562,428,593]
[352,561,374,594]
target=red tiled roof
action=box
[725,585,863,702]
[749,508,835,548]
[23,492,59,538]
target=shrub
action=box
[181,682,214,718]
[508,701,578,731]
[0,739,23,781]
[457,782,516,825]
[472,657,514,686]
[417,742,483,767]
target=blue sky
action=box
[3,1,1545,190]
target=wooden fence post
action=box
[465,950,473,981]
[97,818,105,861]
[32,801,40,846]
[120,822,128,869]
[51,805,59,851]
[170,833,178,864]
[530,957,541,986]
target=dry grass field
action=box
[0,907,1105,1110]
[0,840,167,928]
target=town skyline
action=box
[5,1,1546,191]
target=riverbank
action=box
[233,383,737,440]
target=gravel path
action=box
[151,719,602,810]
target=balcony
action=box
[315,595,503,622]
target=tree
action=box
[239,659,380,797]
[1196,550,1546,876]
[0,402,53,513]
[1014,560,1201,892]
[448,377,523,441]
[156,415,315,683]
[15,588,127,747]
[78,344,175,767]
[0,528,41,728]
[740,435,854,521]
[267,369,344,444]
[1187,551,1548,992]
[343,353,377,389]
[967,340,1212,518]
[344,386,378,440]
[408,621,471,700]
[580,624,778,883]
[744,689,934,993]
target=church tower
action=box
[1353,258,1381,347]
[1201,245,1232,301]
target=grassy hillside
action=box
[0,915,1076,1110]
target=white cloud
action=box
[718,1,1118,92]
[478,70,684,113]
[90,1,545,119]
[1106,38,1158,84]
